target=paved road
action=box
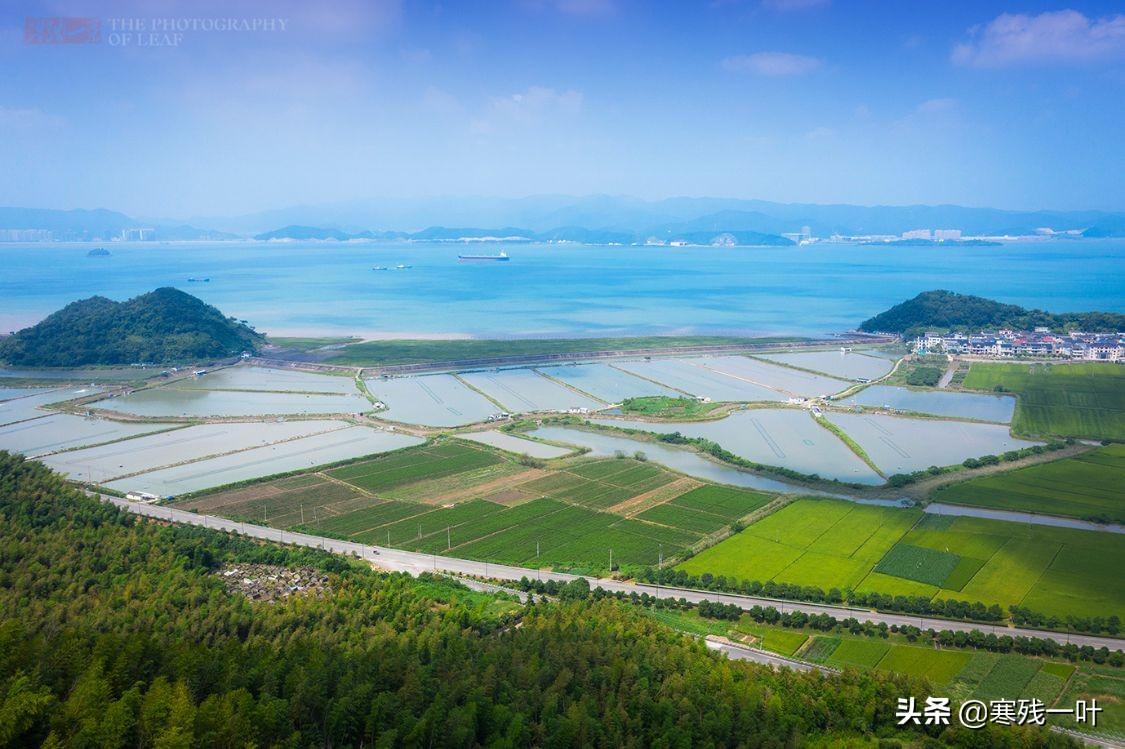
[704,638,831,673]
[927,502,1125,535]
[937,358,957,389]
[103,496,1124,651]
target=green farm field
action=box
[678,498,1125,622]
[650,608,1089,712]
[185,443,769,573]
[962,362,1125,441]
[933,444,1125,523]
[326,441,504,492]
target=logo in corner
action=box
[25,17,102,45]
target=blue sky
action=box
[1,0,1123,217]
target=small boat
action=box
[372,266,389,271]
[395,264,412,269]
[87,247,110,257]
[187,277,210,283]
[459,250,510,262]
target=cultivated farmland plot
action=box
[106,426,423,496]
[592,409,884,484]
[758,351,893,381]
[693,356,851,398]
[682,497,1125,622]
[0,413,173,457]
[683,498,1124,622]
[964,362,1125,441]
[327,441,504,493]
[537,362,679,402]
[92,387,372,418]
[41,420,349,483]
[611,359,785,402]
[838,385,1016,423]
[805,633,1074,704]
[0,386,102,426]
[932,444,1125,522]
[457,430,573,459]
[366,373,499,426]
[176,366,361,394]
[459,368,604,412]
[822,411,1041,475]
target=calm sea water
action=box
[2,240,1122,338]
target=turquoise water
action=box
[2,240,1122,338]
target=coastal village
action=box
[916,329,1125,361]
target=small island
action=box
[0,287,263,366]
[860,290,1125,336]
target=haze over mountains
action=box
[2,196,1124,243]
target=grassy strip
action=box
[323,336,810,367]
[619,396,716,420]
[812,415,883,476]
[267,336,362,350]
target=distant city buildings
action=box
[781,226,814,244]
[0,229,53,241]
[902,229,932,240]
[120,227,156,241]
[916,330,1124,362]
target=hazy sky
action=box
[2,0,1124,217]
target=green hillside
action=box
[0,452,1055,747]
[0,287,263,366]
[860,290,1125,335]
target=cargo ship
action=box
[458,250,509,261]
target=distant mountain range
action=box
[0,207,234,242]
[253,224,793,246]
[194,195,1125,237]
[3,196,1124,243]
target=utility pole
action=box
[301,505,304,525]
[609,548,613,571]
[387,529,391,546]
[447,526,451,551]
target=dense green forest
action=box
[0,288,263,366]
[0,453,1070,747]
[860,290,1125,335]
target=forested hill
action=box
[0,287,263,366]
[0,453,1059,747]
[860,290,1125,335]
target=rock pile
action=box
[217,563,329,603]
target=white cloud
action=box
[422,86,460,114]
[916,97,957,114]
[952,10,1125,67]
[722,51,822,76]
[518,0,616,17]
[471,86,583,136]
[760,0,829,11]
[804,126,835,140]
[490,86,583,119]
[0,106,64,131]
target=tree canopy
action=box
[860,290,1125,335]
[0,287,263,366]
[0,453,1070,747]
